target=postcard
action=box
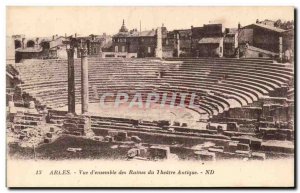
[6,6,295,187]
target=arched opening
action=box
[14,40,21,49]
[26,40,35,48]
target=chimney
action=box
[52,35,55,40]
[75,33,77,38]
[238,23,241,30]
[140,20,141,32]
[35,38,39,48]
[225,28,229,34]
[22,38,25,49]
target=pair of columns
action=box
[67,47,89,115]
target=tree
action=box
[274,19,282,28]
[276,20,294,30]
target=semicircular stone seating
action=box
[11,57,293,119]
[164,57,293,117]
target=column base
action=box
[66,112,76,118]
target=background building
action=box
[10,19,294,61]
[107,20,160,58]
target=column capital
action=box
[66,48,74,56]
[80,48,88,57]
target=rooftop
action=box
[15,47,43,53]
[199,37,223,44]
[119,19,129,33]
[113,29,156,38]
[247,45,278,56]
[243,23,286,33]
[139,30,156,37]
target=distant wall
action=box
[6,36,15,63]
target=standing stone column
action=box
[81,47,89,114]
[155,27,163,58]
[279,36,283,62]
[67,48,76,114]
[177,33,180,57]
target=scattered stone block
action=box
[194,150,216,161]
[50,127,55,132]
[225,141,238,153]
[237,143,250,151]
[251,152,266,160]
[46,132,52,138]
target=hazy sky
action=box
[7,6,294,37]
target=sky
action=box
[7,6,294,37]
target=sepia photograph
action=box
[5,6,295,188]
